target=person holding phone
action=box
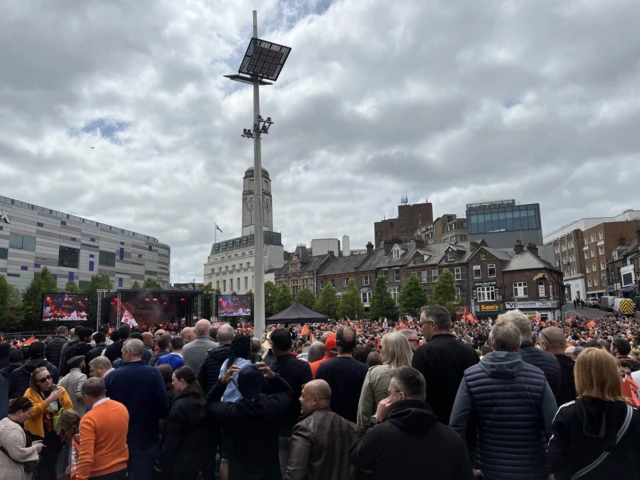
[0,397,42,480]
[23,367,72,480]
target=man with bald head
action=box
[284,380,356,480]
[197,323,234,394]
[180,327,196,344]
[182,319,217,372]
[540,326,576,406]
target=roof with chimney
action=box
[317,254,370,276]
[276,252,331,276]
[503,250,558,272]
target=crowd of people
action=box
[0,306,639,479]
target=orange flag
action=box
[23,336,37,346]
[565,316,574,324]
[301,325,310,336]
[587,320,596,329]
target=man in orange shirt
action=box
[310,333,338,378]
[77,377,129,480]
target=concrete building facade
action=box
[0,195,170,291]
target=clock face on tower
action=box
[245,197,254,211]
[265,199,271,212]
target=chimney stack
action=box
[514,240,524,254]
[366,242,374,255]
[527,243,539,256]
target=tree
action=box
[0,276,22,331]
[22,267,58,330]
[431,269,462,317]
[273,284,294,314]
[64,281,80,293]
[338,278,365,320]
[264,281,279,317]
[315,283,339,320]
[143,278,162,290]
[370,275,398,321]
[84,273,114,327]
[295,288,316,310]
[398,274,428,317]
[131,280,141,289]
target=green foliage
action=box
[315,282,339,319]
[84,273,114,327]
[370,275,398,321]
[398,274,428,317]
[131,280,141,289]
[431,269,462,317]
[22,267,58,330]
[64,281,81,294]
[143,278,162,290]
[273,284,294,314]
[264,281,278,317]
[295,287,317,310]
[0,275,22,331]
[338,279,365,320]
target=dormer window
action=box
[447,251,456,262]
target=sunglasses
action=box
[37,375,52,383]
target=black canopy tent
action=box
[266,302,329,324]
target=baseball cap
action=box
[325,333,337,353]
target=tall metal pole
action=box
[252,10,265,338]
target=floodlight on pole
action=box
[225,10,291,339]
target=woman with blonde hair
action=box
[356,332,413,426]
[23,367,72,480]
[547,348,640,479]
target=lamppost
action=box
[225,11,292,338]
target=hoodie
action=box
[9,359,60,399]
[548,398,640,480]
[350,399,474,480]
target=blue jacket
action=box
[155,353,183,371]
[449,351,557,480]
[105,361,169,448]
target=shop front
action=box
[505,300,560,322]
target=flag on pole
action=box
[215,224,223,233]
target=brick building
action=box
[374,201,433,247]
[551,229,586,302]
[582,220,640,299]
[275,246,331,296]
[466,245,513,319]
[606,229,640,299]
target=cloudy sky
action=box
[2,0,640,283]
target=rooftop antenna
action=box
[400,191,408,205]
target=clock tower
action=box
[242,167,273,236]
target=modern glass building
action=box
[0,195,170,291]
[466,200,543,248]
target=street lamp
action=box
[225,11,292,338]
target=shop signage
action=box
[480,303,500,312]
[505,300,558,309]
[475,281,497,287]
[0,209,9,224]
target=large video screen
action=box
[217,294,252,317]
[42,294,89,322]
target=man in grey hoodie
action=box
[449,319,557,480]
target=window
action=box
[455,267,462,281]
[230,279,234,290]
[588,279,592,287]
[320,281,326,289]
[232,264,235,271]
[421,271,429,283]
[538,280,545,297]
[99,250,116,267]
[216,281,220,290]
[388,287,398,303]
[622,272,633,286]
[0,248,7,260]
[292,279,299,296]
[561,244,567,252]
[392,249,400,259]
[584,238,588,246]
[584,251,589,259]
[476,286,496,302]
[586,265,591,273]
[601,261,606,270]
[456,287,461,296]
[330,280,335,287]
[432,270,439,282]
[598,245,604,255]
[570,255,575,262]
[513,282,528,298]
[594,278,598,286]
[223,280,227,291]
[591,234,596,242]
[58,246,80,269]
[572,267,576,275]
[568,241,574,248]
[480,254,486,260]
[488,264,496,278]
[344,278,349,287]
[599,231,603,240]
[394,268,400,282]
[362,276,370,286]
[592,263,597,272]
[244,277,248,289]
[447,251,455,262]
[556,259,560,267]
[382,269,388,280]
[9,234,36,252]
[225,266,229,271]
[590,249,595,258]
[473,265,481,279]
[361,291,372,304]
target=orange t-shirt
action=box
[76,399,129,480]
[310,355,332,379]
